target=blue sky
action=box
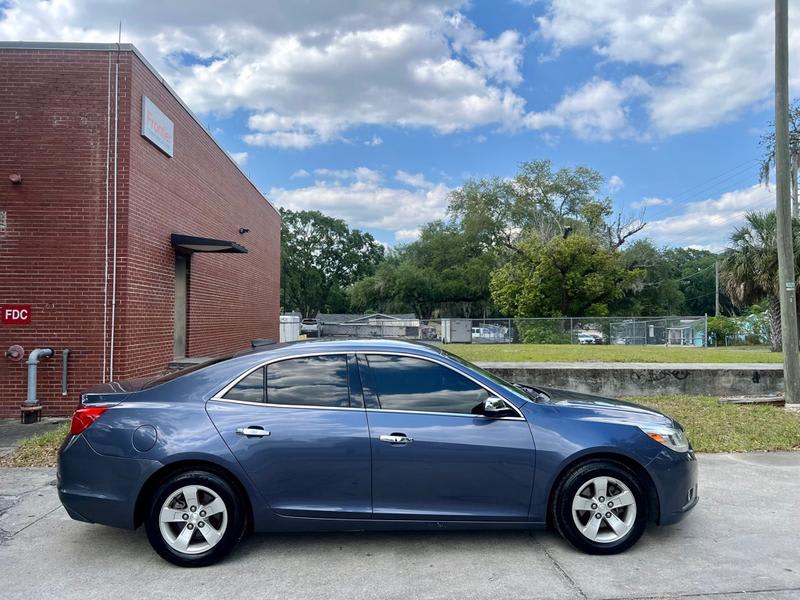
[2,0,796,249]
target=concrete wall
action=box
[479,362,784,397]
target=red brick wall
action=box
[0,47,280,417]
[123,54,280,378]
[0,49,130,418]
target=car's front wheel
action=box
[552,459,648,555]
[144,470,246,567]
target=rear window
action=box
[142,356,233,390]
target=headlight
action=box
[640,425,690,453]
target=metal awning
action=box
[171,234,248,254]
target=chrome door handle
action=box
[379,434,413,445]
[236,427,271,438]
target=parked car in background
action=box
[300,318,319,337]
[577,332,603,344]
[58,339,698,567]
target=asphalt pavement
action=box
[1,452,799,600]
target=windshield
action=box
[438,347,532,404]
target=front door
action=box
[173,252,189,359]
[360,353,535,521]
[207,353,372,518]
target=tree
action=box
[490,233,644,317]
[759,99,800,213]
[620,240,685,316]
[720,210,800,351]
[348,222,497,317]
[281,209,384,317]
[448,160,644,253]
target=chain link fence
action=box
[315,315,712,346]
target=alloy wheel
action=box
[158,484,228,555]
[571,475,637,543]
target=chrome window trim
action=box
[208,397,361,411]
[210,350,526,421]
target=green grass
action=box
[629,395,800,453]
[447,343,784,364]
[0,422,70,468]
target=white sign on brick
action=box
[141,96,174,157]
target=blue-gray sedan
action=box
[57,339,698,567]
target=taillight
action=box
[70,406,108,435]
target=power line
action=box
[655,159,760,209]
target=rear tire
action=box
[145,470,245,567]
[553,460,648,555]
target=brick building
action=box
[0,42,281,418]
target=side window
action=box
[267,355,350,407]
[366,355,488,415]
[224,366,265,403]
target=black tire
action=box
[552,459,648,555]
[145,470,246,567]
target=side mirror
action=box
[481,396,516,418]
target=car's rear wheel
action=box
[553,460,648,555]
[145,470,246,567]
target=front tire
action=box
[145,470,246,567]
[553,460,648,555]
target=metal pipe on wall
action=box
[102,52,112,383]
[61,348,70,396]
[109,45,120,381]
[25,348,54,406]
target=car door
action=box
[206,353,372,519]
[360,353,535,521]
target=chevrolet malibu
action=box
[58,339,698,567]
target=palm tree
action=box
[721,211,800,351]
[759,100,800,214]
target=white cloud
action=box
[228,151,248,166]
[643,184,775,249]
[524,77,649,140]
[395,228,421,241]
[536,0,800,136]
[270,167,451,235]
[0,1,534,148]
[395,170,437,190]
[365,135,383,146]
[608,175,624,193]
[290,169,310,179]
[633,196,671,209]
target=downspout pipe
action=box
[25,348,54,406]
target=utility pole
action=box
[775,0,800,410]
[714,260,720,317]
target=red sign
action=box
[1,305,31,325]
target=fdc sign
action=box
[1,305,31,325]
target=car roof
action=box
[239,338,444,361]
[150,338,446,398]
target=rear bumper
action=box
[57,434,160,529]
[646,449,699,526]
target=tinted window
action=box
[267,355,350,407]
[224,366,265,403]
[366,355,488,414]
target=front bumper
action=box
[646,448,699,526]
[57,434,160,529]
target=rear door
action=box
[207,353,371,518]
[360,353,535,521]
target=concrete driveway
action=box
[1,452,799,600]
